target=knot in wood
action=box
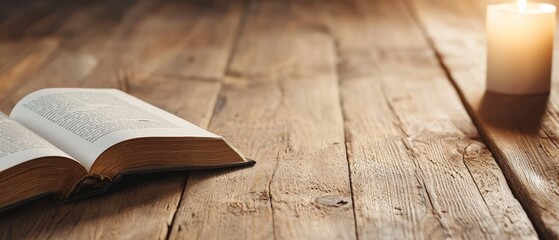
[315,195,350,207]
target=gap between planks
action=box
[164,0,252,239]
[332,23,361,240]
[402,0,542,238]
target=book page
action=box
[0,112,75,172]
[10,88,221,171]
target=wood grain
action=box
[0,0,161,112]
[168,1,357,239]
[410,0,559,237]
[0,1,244,239]
[327,0,536,238]
[0,0,547,239]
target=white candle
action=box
[486,1,556,95]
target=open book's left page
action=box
[0,112,76,171]
[0,112,87,210]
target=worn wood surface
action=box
[169,1,356,239]
[0,0,244,239]
[327,0,536,238]
[0,0,556,239]
[410,0,559,238]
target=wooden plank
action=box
[0,0,160,112]
[409,0,559,237]
[169,1,356,239]
[0,0,63,39]
[0,1,244,239]
[0,38,59,109]
[0,0,70,98]
[324,0,537,238]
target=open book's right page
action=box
[10,88,222,171]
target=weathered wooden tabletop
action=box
[2,0,559,239]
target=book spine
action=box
[64,175,112,202]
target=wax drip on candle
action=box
[518,0,527,12]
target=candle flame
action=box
[518,0,527,12]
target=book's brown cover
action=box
[67,158,256,202]
[0,159,256,212]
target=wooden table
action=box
[2,0,559,239]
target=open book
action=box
[0,88,254,211]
